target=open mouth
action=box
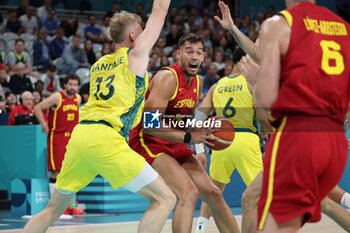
[189,64,197,69]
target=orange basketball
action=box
[207,116,235,151]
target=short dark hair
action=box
[15,38,25,45]
[178,33,204,48]
[35,80,44,86]
[64,74,81,86]
[232,47,246,64]
[47,64,56,72]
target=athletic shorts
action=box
[257,116,348,230]
[56,122,155,193]
[209,131,263,185]
[129,131,194,165]
[47,132,71,171]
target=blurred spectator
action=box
[0,64,9,98]
[19,5,37,34]
[197,15,213,35]
[267,5,275,16]
[148,53,160,76]
[6,9,24,34]
[37,0,52,22]
[40,10,58,36]
[218,58,233,77]
[247,30,257,42]
[166,24,183,47]
[97,42,112,59]
[101,14,112,42]
[199,56,212,76]
[4,92,17,113]
[212,50,225,71]
[58,35,89,74]
[8,39,32,76]
[168,47,178,65]
[107,1,122,16]
[17,0,29,18]
[135,3,148,23]
[34,80,44,94]
[202,28,213,50]
[9,63,33,94]
[8,91,34,125]
[254,12,264,32]
[217,37,232,59]
[84,14,105,44]
[0,50,8,68]
[84,39,96,65]
[59,16,78,38]
[0,13,5,34]
[33,90,42,105]
[41,64,61,95]
[203,64,219,92]
[33,28,54,72]
[160,54,169,68]
[50,27,68,58]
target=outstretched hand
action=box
[237,55,260,86]
[214,1,235,30]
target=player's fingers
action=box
[203,140,215,147]
[214,16,222,24]
[206,134,219,141]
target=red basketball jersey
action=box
[129,63,199,143]
[48,91,79,134]
[157,63,199,121]
[271,2,350,125]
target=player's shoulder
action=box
[153,68,177,83]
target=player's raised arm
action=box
[215,1,261,63]
[128,0,171,77]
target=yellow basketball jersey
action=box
[79,47,148,140]
[212,74,257,133]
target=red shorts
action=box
[129,132,194,165]
[47,131,71,171]
[257,116,348,230]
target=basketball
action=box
[207,116,235,151]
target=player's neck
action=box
[184,74,193,86]
[114,41,132,52]
[229,66,241,77]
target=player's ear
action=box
[130,31,136,42]
[176,48,181,60]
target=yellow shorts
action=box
[209,132,263,185]
[56,123,146,193]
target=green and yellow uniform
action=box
[56,48,149,192]
[210,74,263,185]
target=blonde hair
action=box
[109,11,142,43]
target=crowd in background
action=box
[0,0,277,124]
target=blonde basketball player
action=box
[22,1,176,233]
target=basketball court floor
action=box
[0,207,348,233]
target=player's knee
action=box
[166,191,177,211]
[179,185,199,204]
[204,185,222,202]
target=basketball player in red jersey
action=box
[34,74,83,215]
[232,0,350,232]
[129,33,240,233]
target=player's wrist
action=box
[184,132,191,143]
